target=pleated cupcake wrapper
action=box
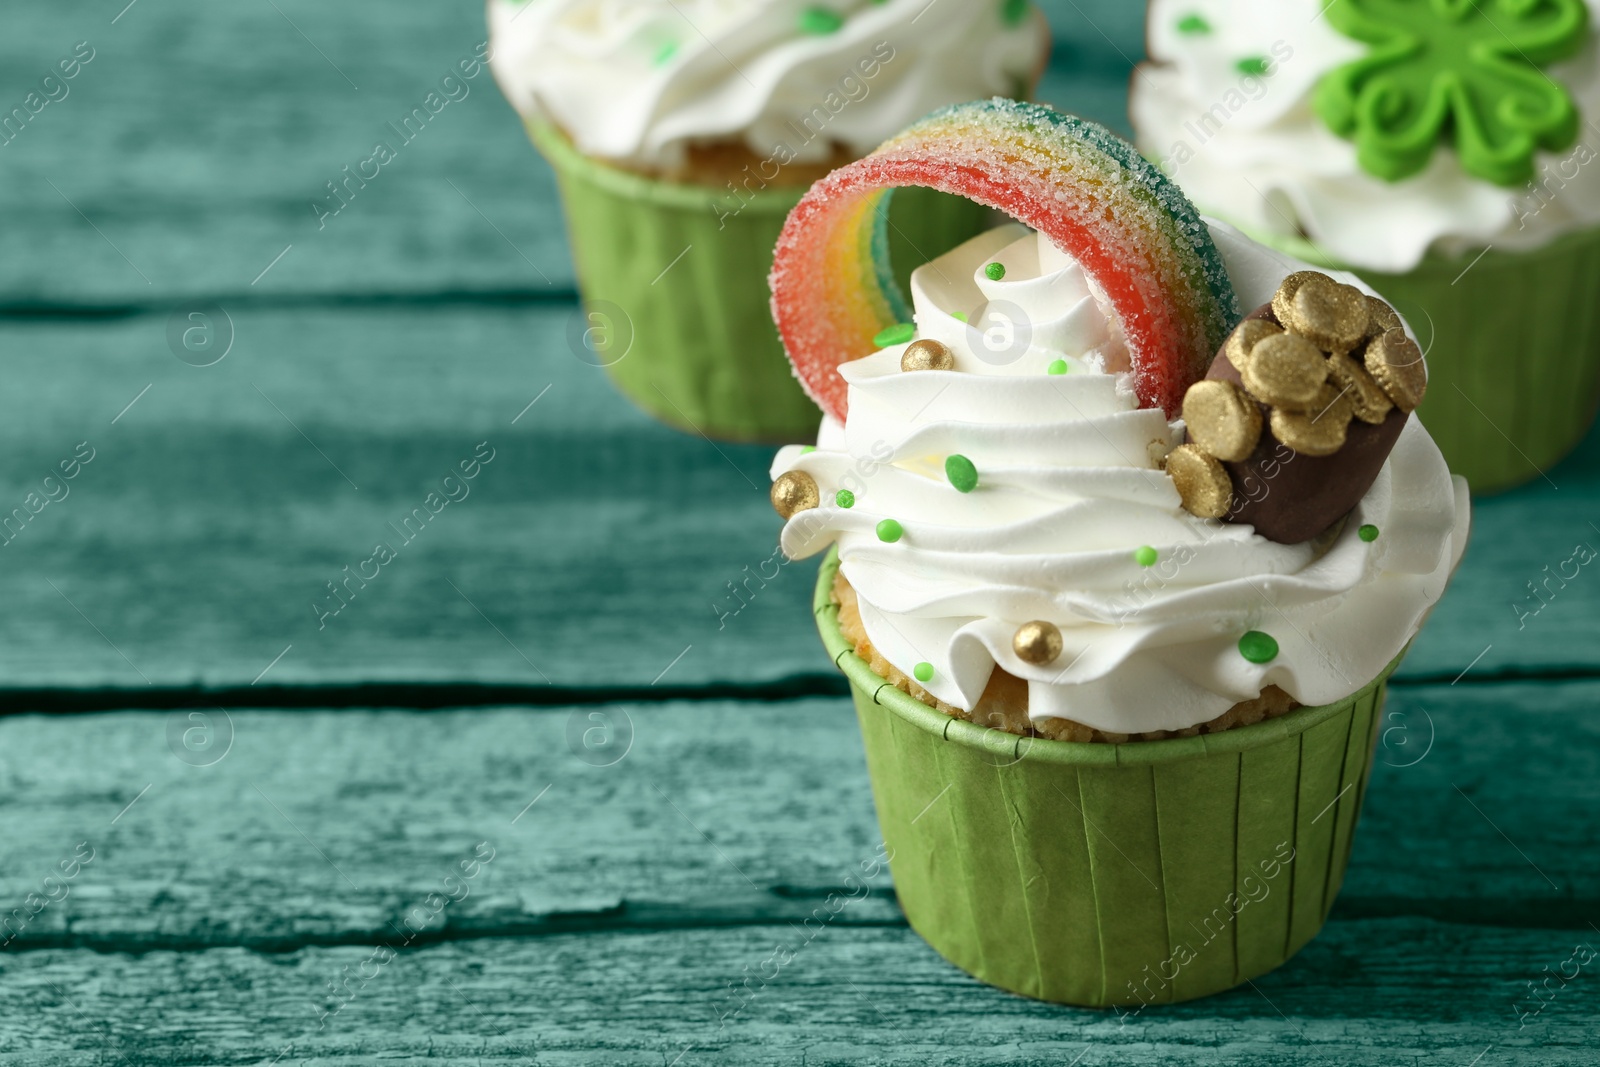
[814,548,1396,1007]
[1247,223,1600,494]
[530,121,994,444]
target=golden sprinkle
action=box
[1365,328,1427,411]
[900,338,956,372]
[1325,351,1394,424]
[1241,332,1328,409]
[1166,444,1233,519]
[1287,276,1369,353]
[1270,382,1354,456]
[1224,319,1282,375]
[770,470,820,519]
[1182,379,1263,462]
[1013,620,1064,665]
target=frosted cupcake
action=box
[1132,0,1600,491]
[767,100,1468,1005]
[488,0,1048,442]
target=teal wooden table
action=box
[1,2,1596,1063]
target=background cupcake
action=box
[767,100,1469,1005]
[489,0,1049,442]
[1131,0,1600,491]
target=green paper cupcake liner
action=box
[1246,223,1600,494]
[529,121,994,443]
[813,548,1398,1008]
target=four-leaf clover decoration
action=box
[1314,0,1590,186]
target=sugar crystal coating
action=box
[769,99,1241,422]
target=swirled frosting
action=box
[487,0,1047,171]
[1130,0,1600,272]
[772,223,1469,734]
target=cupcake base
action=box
[530,121,994,443]
[815,549,1398,1007]
[1243,223,1600,494]
[831,567,1299,742]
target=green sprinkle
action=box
[1359,523,1380,542]
[836,489,855,508]
[1000,0,1029,26]
[945,454,978,494]
[1238,631,1280,665]
[652,40,679,65]
[1046,359,1069,376]
[1235,56,1271,76]
[984,261,1006,281]
[799,5,844,34]
[1134,546,1158,567]
[800,445,816,454]
[1176,13,1211,34]
[913,662,934,682]
[873,322,914,347]
[876,518,903,543]
[952,312,968,323]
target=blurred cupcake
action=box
[488,0,1049,442]
[767,100,1468,1005]
[1132,0,1600,490]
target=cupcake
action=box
[767,100,1469,1006]
[1132,0,1600,491]
[488,0,1049,442]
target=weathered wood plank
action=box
[0,2,1137,306]
[0,921,1592,1066]
[0,304,1595,689]
[0,681,1594,951]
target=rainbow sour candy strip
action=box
[769,99,1239,421]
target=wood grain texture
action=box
[0,303,1595,691]
[0,688,1595,1064]
[0,1,1136,308]
[0,921,1593,1066]
[0,682,1594,952]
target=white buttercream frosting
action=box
[772,223,1470,734]
[488,0,1048,171]
[1130,0,1600,272]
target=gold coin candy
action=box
[1270,270,1326,327]
[1364,328,1427,412]
[1269,382,1355,457]
[1286,276,1369,353]
[1325,351,1394,425]
[1168,272,1424,520]
[1224,318,1282,375]
[770,470,819,519]
[1166,444,1233,519]
[1364,295,1402,338]
[1182,380,1263,462]
[900,338,956,372]
[1241,332,1327,409]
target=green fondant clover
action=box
[1314,0,1590,186]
